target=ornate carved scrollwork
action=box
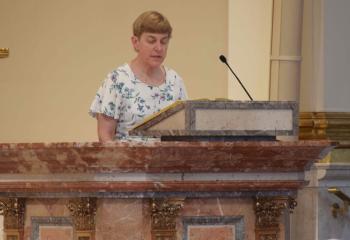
[254,196,297,240]
[0,198,25,230]
[67,198,97,232]
[151,198,184,240]
[287,197,298,213]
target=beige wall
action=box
[0,0,228,143]
[228,0,272,101]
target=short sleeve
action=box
[89,71,122,119]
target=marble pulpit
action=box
[0,101,334,240]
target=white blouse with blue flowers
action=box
[89,63,187,139]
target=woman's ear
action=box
[131,36,139,52]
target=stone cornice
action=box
[0,180,305,194]
[0,141,334,174]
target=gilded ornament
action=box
[254,196,297,240]
[0,198,25,230]
[151,198,184,240]
[151,198,184,230]
[67,198,97,231]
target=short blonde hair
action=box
[133,11,172,38]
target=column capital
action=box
[254,196,297,240]
[151,198,185,240]
[67,197,97,232]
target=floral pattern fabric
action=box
[89,63,187,139]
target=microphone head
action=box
[219,55,227,63]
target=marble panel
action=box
[24,199,71,240]
[95,198,151,240]
[194,109,293,131]
[179,198,254,240]
[39,225,73,240]
[188,225,235,240]
[31,217,73,240]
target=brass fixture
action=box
[328,187,350,218]
[0,48,9,58]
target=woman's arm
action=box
[96,113,118,142]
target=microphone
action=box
[219,55,253,101]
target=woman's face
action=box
[132,32,170,68]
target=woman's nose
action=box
[154,42,163,51]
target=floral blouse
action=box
[89,63,188,139]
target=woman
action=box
[89,11,188,142]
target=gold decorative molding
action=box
[299,112,350,146]
[67,198,97,232]
[151,198,184,240]
[254,197,297,240]
[0,198,25,230]
[0,48,9,58]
